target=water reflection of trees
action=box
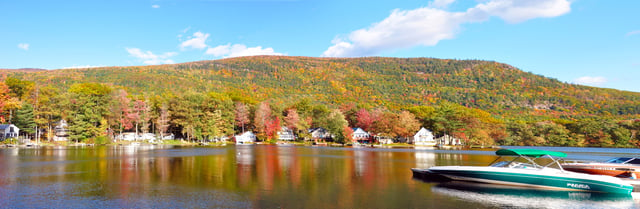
[0,146,490,208]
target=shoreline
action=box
[0,141,467,149]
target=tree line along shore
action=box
[1,76,639,148]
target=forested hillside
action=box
[2,56,640,147]
[6,56,639,117]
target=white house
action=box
[278,126,296,141]
[115,132,160,141]
[161,133,175,140]
[140,133,157,141]
[235,131,256,144]
[352,128,371,142]
[0,124,19,141]
[436,134,462,146]
[309,127,331,141]
[413,127,436,146]
[115,132,137,141]
[374,135,394,144]
[53,119,69,141]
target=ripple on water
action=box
[0,182,252,209]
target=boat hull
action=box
[428,166,633,194]
[562,163,640,178]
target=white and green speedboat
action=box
[413,149,633,194]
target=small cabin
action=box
[278,126,296,141]
[413,127,436,146]
[374,135,394,144]
[0,124,19,141]
[437,134,462,146]
[235,131,256,144]
[115,132,137,141]
[352,128,371,143]
[53,119,69,141]
[309,127,331,141]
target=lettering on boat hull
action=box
[567,183,590,190]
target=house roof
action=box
[0,124,15,130]
[238,131,255,137]
[416,127,431,134]
[309,127,326,132]
[280,126,293,131]
[352,128,368,134]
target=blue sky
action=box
[1,0,639,92]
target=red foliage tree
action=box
[265,116,281,141]
[0,82,10,123]
[356,108,374,131]
[254,102,271,139]
[113,89,132,136]
[343,126,354,144]
[284,109,299,131]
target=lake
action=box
[0,145,639,209]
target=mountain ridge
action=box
[3,56,639,119]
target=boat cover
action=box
[495,149,567,158]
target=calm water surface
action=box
[0,145,639,209]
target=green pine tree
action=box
[14,103,36,137]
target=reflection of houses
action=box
[309,127,331,141]
[413,127,436,146]
[53,119,69,141]
[354,149,369,176]
[0,124,19,141]
[437,134,462,146]
[277,126,295,141]
[414,146,436,168]
[235,131,256,144]
[352,128,372,143]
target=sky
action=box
[1,0,639,92]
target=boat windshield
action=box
[606,157,640,164]
[490,161,538,169]
[491,161,510,167]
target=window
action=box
[627,158,640,165]
[606,158,632,164]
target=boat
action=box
[562,157,640,179]
[411,149,633,194]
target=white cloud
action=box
[18,43,29,51]
[152,5,160,9]
[322,0,571,57]
[205,44,284,58]
[179,32,209,50]
[573,76,607,86]
[322,8,466,57]
[429,0,456,8]
[471,0,571,24]
[126,48,177,65]
[206,44,232,57]
[626,30,640,37]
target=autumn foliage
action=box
[1,56,640,147]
